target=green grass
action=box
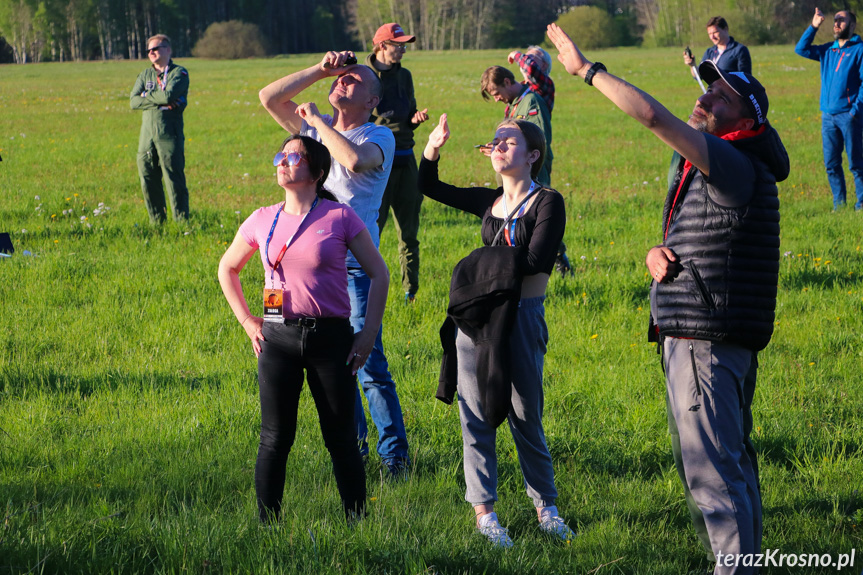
[1,46,862,573]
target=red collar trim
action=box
[719,124,766,142]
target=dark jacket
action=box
[366,53,419,151]
[701,38,751,74]
[652,122,789,351]
[438,246,522,428]
[796,27,863,116]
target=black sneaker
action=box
[555,250,572,278]
[384,458,409,479]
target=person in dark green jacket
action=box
[130,34,189,223]
[367,23,429,302]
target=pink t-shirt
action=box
[239,199,366,319]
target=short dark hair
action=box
[481,66,515,101]
[847,11,858,25]
[706,16,728,30]
[277,135,337,201]
[496,119,546,180]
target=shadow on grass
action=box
[1,367,230,396]
[780,266,863,291]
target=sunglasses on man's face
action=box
[273,151,308,167]
[148,45,167,54]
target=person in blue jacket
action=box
[796,8,863,210]
[683,17,751,77]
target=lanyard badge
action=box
[261,198,318,321]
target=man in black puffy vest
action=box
[548,24,789,575]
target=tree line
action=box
[0,0,856,65]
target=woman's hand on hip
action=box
[346,329,376,376]
[242,316,265,357]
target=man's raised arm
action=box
[546,23,710,175]
[259,51,354,134]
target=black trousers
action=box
[255,319,365,521]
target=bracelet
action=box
[241,315,252,326]
[584,62,607,86]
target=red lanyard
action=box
[264,197,319,282]
[158,63,169,90]
[501,182,537,247]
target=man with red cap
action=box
[366,23,429,306]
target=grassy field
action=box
[1,45,862,574]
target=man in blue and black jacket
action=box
[797,8,863,210]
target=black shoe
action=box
[384,458,409,479]
[555,251,572,278]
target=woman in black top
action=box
[419,114,575,547]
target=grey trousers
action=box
[456,297,557,508]
[664,337,762,575]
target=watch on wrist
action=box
[584,62,607,86]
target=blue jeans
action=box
[348,267,409,464]
[822,111,863,209]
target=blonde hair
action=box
[147,34,171,48]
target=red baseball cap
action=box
[373,23,416,46]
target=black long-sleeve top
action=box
[418,156,566,275]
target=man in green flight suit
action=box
[480,65,554,186]
[130,34,189,223]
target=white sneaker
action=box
[539,506,576,542]
[477,512,514,548]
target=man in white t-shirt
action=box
[260,52,410,476]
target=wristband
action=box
[584,62,607,86]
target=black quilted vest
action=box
[653,135,782,351]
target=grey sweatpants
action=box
[664,337,762,575]
[456,296,557,508]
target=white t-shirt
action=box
[301,115,395,267]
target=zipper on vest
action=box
[688,263,716,311]
[688,342,702,412]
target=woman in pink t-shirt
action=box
[218,135,389,523]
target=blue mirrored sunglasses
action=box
[273,151,307,167]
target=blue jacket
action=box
[702,37,751,74]
[796,26,863,116]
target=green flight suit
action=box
[130,60,189,223]
[507,87,553,187]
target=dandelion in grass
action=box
[590,334,598,340]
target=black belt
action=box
[281,317,348,330]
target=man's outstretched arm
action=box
[547,23,710,175]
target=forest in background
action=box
[0,0,857,64]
